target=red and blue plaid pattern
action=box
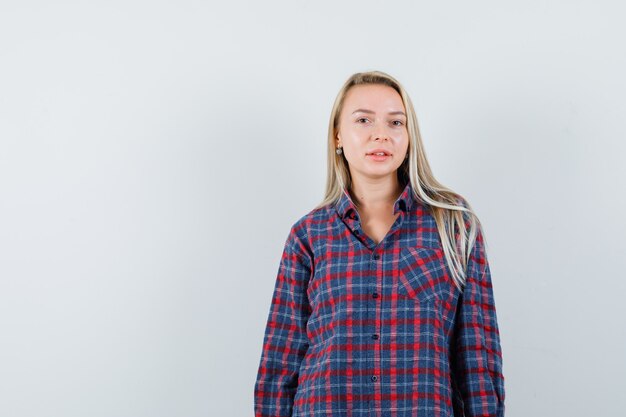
[254,181,505,416]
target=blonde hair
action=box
[314,70,485,291]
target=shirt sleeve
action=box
[450,223,506,417]
[253,225,312,417]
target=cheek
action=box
[342,147,361,164]
[399,136,410,152]
[341,136,366,155]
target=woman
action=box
[254,71,505,417]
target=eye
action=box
[356,117,369,123]
[392,120,404,126]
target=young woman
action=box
[254,71,505,417]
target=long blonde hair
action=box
[314,70,485,291]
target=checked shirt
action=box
[254,181,505,417]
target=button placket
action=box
[371,251,381,386]
[371,252,381,301]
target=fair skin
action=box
[336,84,410,244]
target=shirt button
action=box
[372,292,379,299]
[373,254,380,260]
[371,375,378,381]
[372,334,379,340]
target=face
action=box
[336,84,409,181]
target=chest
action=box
[305,227,461,348]
[359,211,401,245]
[305,211,460,314]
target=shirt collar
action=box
[334,181,416,220]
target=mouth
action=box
[366,149,392,156]
[366,151,391,162]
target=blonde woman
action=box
[254,71,505,417]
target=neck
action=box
[349,177,403,211]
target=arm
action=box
[451,223,506,417]
[253,225,312,417]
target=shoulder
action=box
[284,203,334,261]
[291,202,334,235]
[453,195,490,259]
[450,194,480,232]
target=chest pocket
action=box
[397,246,451,303]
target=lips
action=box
[366,148,392,156]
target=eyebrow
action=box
[352,108,406,117]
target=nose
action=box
[372,123,390,141]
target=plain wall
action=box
[1,1,624,416]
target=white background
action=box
[1,1,624,416]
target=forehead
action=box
[342,84,405,112]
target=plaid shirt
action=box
[254,181,505,417]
